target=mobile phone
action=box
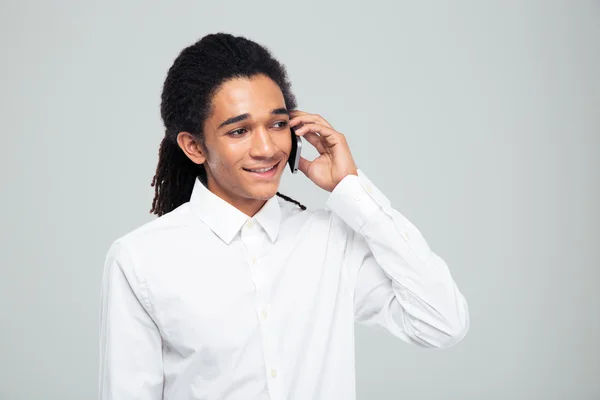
[288,126,302,174]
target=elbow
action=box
[435,299,470,349]
[415,314,468,349]
[411,300,470,349]
[438,313,469,348]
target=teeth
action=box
[248,165,275,173]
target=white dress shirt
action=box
[99,170,469,400]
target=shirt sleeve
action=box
[326,170,469,349]
[99,241,165,399]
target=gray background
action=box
[1,0,598,399]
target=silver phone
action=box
[288,126,302,174]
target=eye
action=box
[272,121,288,129]
[228,128,247,136]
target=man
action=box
[99,32,469,400]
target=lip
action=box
[243,161,281,179]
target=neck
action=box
[234,198,267,217]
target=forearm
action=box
[358,208,469,347]
[327,170,469,348]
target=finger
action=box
[298,156,311,176]
[294,123,342,146]
[289,110,309,122]
[302,131,327,154]
[289,112,333,129]
[289,109,308,116]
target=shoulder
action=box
[121,204,193,242]
[277,196,350,240]
[105,203,199,267]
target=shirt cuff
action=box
[325,169,391,232]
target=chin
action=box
[240,168,284,200]
[247,186,279,201]
[247,177,281,199]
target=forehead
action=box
[209,75,285,122]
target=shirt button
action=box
[247,220,254,228]
[270,369,278,378]
[399,288,411,304]
[366,184,373,194]
[261,309,268,320]
[401,231,409,241]
[250,256,257,265]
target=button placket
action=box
[243,221,262,270]
[256,300,271,325]
[260,309,281,396]
[241,222,282,397]
[256,277,281,396]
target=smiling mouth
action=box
[243,161,280,173]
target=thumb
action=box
[298,156,311,176]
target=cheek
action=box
[276,131,292,155]
[207,142,246,172]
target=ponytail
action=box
[150,134,206,216]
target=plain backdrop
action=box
[1,1,599,399]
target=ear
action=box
[177,131,206,164]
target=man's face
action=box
[200,74,292,210]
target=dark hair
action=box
[150,33,306,216]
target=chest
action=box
[143,225,351,359]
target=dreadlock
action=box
[150,33,306,217]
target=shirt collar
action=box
[188,177,281,244]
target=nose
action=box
[249,127,278,159]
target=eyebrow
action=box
[218,108,289,129]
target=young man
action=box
[99,33,469,400]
